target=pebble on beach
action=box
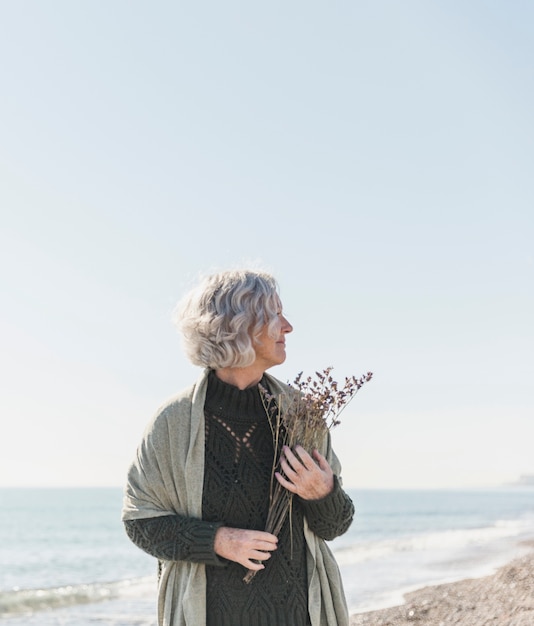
[350,544,534,626]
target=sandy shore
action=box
[349,542,534,626]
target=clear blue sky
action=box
[1,1,532,488]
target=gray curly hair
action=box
[174,269,282,369]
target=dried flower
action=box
[243,367,372,583]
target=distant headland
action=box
[508,474,534,486]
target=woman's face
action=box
[253,304,293,372]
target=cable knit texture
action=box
[203,371,309,626]
[124,514,224,566]
[122,369,354,626]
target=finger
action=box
[275,471,298,493]
[281,445,302,471]
[279,455,299,479]
[248,530,278,546]
[255,535,278,552]
[312,448,330,471]
[251,549,272,561]
[294,445,316,471]
[245,559,265,571]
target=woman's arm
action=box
[124,515,224,565]
[124,516,279,570]
[275,445,355,540]
[298,475,355,540]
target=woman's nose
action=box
[281,316,293,333]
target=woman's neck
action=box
[214,366,265,390]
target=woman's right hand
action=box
[214,527,278,570]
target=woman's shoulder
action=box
[145,370,209,432]
[263,372,298,400]
[155,384,196,415]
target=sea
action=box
[1,487,534,624]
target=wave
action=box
[332,516,534,566]
[0,576,156,616]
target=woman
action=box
[122,269,354,626]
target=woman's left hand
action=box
[275,445,334,500]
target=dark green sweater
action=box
[124,371,354,626]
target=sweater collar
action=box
[205,369,268,420]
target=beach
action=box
[2,487,534,624]
[350,542,534,626]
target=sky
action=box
[0,1,532,489]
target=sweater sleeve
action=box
[299,475,354,541]
[124,514,225,566]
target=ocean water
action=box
[1,487,534,624]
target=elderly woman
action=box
[122,269,354,626]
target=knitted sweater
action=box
[125,372,354,625]
[122,369,353,626]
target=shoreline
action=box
[349,541,534,625]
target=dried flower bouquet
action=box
[243,367,373,583]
